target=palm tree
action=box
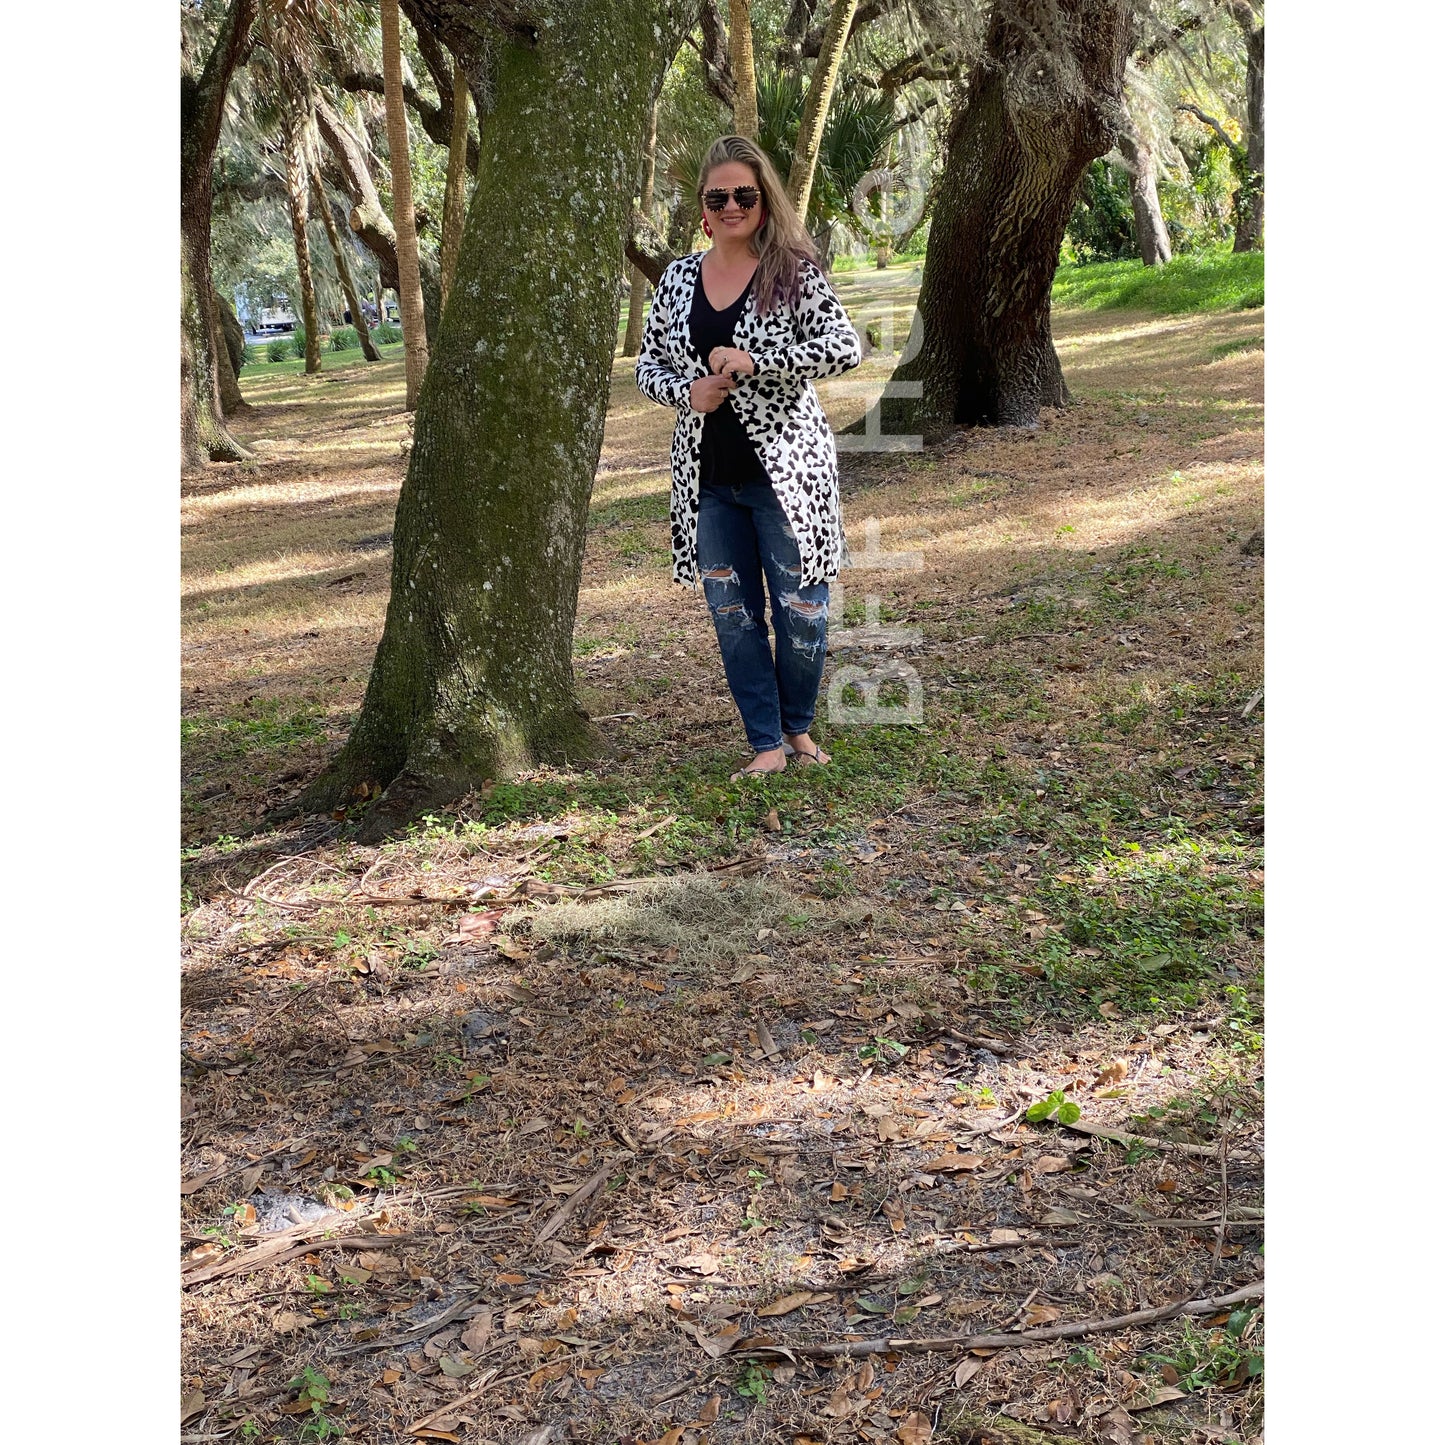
[380,0,430,407]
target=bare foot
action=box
[784,733,830,767]
[730,746,788,781]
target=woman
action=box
[634,136,862,781]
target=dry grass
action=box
[181,268,1263,1445]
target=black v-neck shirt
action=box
[689,268,770,487]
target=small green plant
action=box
[859,1035,907,1065]
[291,326,308,358]
[239,1422,263,1440]
[736,1360,769,1403]
[241,342,259,366]
[287,1367,342,1440]
[266,337,289,362]
[1143,1313,1263,1391]
[1027,1089,1082,1126]
[329,325,359,351]
[374,322,403,344]
[337,1302,361,1321]
[304,1274,333,1295]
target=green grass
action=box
[1052,248,1264,315]
[240,341,405,377]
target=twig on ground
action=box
[743,1281,1264,1360]
[328,1286,490,1357]
[1062,1119,1256,1160]
[534,1155,631,1245]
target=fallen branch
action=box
[183,1223,415,1288]
[746,1281,1263,1360]
[535,1155,631,1244]
[1062,1119,1258,1160]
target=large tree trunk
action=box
[1229,8,1263,252]
[212,286,251,414]
[877,0,1131,432]
[282,104,323,373]
[621,99,659,357]
[1116,121,1171,266]
[729,0,759,137]
[180,0,256,468]
[439,57,471,311]
[786,0,860,219]
[381,0,431,408]
[311,166,383,360]
[292,0,693,838]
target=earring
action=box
[702,217,712,237]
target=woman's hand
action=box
[707,346,755,381]
[689,373,739,413]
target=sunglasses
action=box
[702,185,761,213]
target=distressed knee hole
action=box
[713,601,756,628]
[782,593,828,622]
[702,564,740,585]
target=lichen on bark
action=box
[293,0,694,839]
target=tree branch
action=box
[182,0,259,189]
[800,0,887,58]
[746,1282,1264,1360]
[336,70,478,173]
[697,0,737,109]
[1176,102,1241,157]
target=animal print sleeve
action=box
[749,258,863,383]
[634,265,692,410]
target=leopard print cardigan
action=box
[634,250,862,589]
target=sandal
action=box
[730,752,786,782]
[788,744,830,768]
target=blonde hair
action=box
[697,135,818,315]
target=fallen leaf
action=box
[238,1164,266,1196]
[1039,1208,1083,1225]
[1092,1059,1129,1089]
[988,1228,1022,1244]
[693,1395,722,1425]
[1124,1386,1187,1411]
[762,808,782,832]
[380,1369,402,1385]
[181,1389,205,1423]
[1023,1303,1063,1326]
[273,1311,314,1334]
[1033,1155,1071,1174]
[697,1324,743,1358]
[180,1165,226,1195]
[759,1291,823,1318]
[410,1430,462,1443]
[929,1152,987,1172]
[756,1017,780,1058]
[461,1313,493,1352]
[953,1357,984,1388]
[896,1411,933,1444]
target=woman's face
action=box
[702,161,766,246]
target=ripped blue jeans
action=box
[696,477,829,754]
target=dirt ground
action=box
[181,266,1263,1445]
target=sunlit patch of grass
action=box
[182,699,328,758]
[1052,249,1264,315]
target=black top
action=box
[689,269,771,487]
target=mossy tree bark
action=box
[439,57,471,310]
[1116,119,1171,266]
[311,165,384,360]
[181,0,256,468]
[873,0,1130,433]
[381,0,432,408]
[212,286,251,414]
[295,0,695,839]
